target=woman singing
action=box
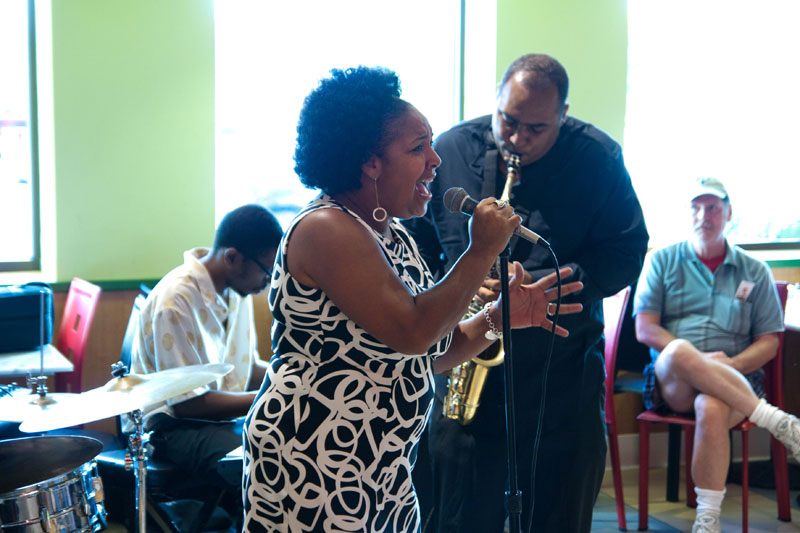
[243,66,582,532]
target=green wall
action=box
[43,0,628,283]
[50,0,215,282]
[496,0,628,142]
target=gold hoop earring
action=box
[372,179,387,222]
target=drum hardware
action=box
[24,376,55,407]
[18,363,233,433]
[0,383,20,399]
[126,408,148,533]
[0,389,88,424]
[0,436,107,532]
[19,288,57,410]
[15,362,234,533]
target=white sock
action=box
[695,487,726,518]
[749,398,782,432]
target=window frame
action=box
[0,0,41,272]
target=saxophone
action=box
[442,153,521,425]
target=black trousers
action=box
[148,413,244,490]
[419,350,607,533]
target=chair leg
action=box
[638,420,650,531]
[770,438,791,521]
[666,424,682,502]
[147,496,181,533]
[608,423,628,531]
[188,488,227,533]
[685,426,696,508]
[741,431,749,533]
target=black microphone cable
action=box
[525,245,561,533]
[441,187,564,532]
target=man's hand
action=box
[702,350,732,365]
[475,265,534,304]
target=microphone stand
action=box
[498,246,522,533]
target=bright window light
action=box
[215,0,462,229]
[625,0,800,249]
[0,0,38,270]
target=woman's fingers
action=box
[545,280,583,299]
[545,302,583,316]
[508,261,524,291]
[536,266,574,289]
[542,319,571,337]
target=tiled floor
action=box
[104,466,800,532]
[593,465,800,532]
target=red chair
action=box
[636,281,791,532]
[603,286,632,531]
[46,278,117,451]
[54,277,102,393]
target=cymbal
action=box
[0,388,83,423]
[0,435,102,493]
[18,363,233,433]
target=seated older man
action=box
[633,177,800,533]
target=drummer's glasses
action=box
[248,256,273,278]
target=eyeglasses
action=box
[248,256,273,277]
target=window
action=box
[624,0,800,250]
[0,0,39,271]
[214,0,463,229]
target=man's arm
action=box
[151,294,256,420]
[247,358,268,391]
[171,332,266,419]
[171,390,256,420]
[726,266,784,375]
[727,333,779,375]
[524,149,649,305]
[567,155,649,302]
[635,312,677,352]
[636,313,779,376]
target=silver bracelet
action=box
[483,301,502,340]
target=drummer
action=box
[125,204,282,490]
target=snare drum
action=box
[0,436,107,532]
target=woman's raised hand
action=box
[503,263,583,337]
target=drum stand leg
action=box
[127,409,148,533]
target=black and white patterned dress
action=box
[243,196,451,532]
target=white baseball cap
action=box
[690,177,729,202]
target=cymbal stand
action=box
[25,288,54,407]
[127,408,148,533]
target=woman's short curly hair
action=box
[294,66,411,195]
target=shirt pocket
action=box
[710,293,752,335]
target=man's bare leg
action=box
[654,339,758,415]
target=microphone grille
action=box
[443,187,467,213]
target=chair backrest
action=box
[114,291,149,441]
[55,278,102,393]
[615,283,652,373]
[120,292,148,371]
[764,281,788,409]
[602,286,632,404]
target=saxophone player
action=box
[403,54,649,532]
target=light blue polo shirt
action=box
[633,240,783,363]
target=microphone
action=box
[443,187,550,249]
